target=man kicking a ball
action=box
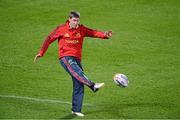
[34,11,112,117]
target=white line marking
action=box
[0,95,92,106]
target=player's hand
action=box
[34,54,42,63]
[105,30,113,38]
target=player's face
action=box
[69,17,80,28]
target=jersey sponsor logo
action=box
[65,40,79,44]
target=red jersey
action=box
[38,20,108,60]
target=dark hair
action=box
[69,11,80,18]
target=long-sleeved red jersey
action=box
[38,20,108,60]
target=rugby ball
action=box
[113,73,129,87]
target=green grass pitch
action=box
[0,0,179,119]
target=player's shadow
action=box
[60,114,77,119]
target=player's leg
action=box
[60,57,85,116]
[71,76,84,113]
[60,56,104,92]
[60,57,94,88]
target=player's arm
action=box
[82,25,112,39]
[34,26,61,62]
